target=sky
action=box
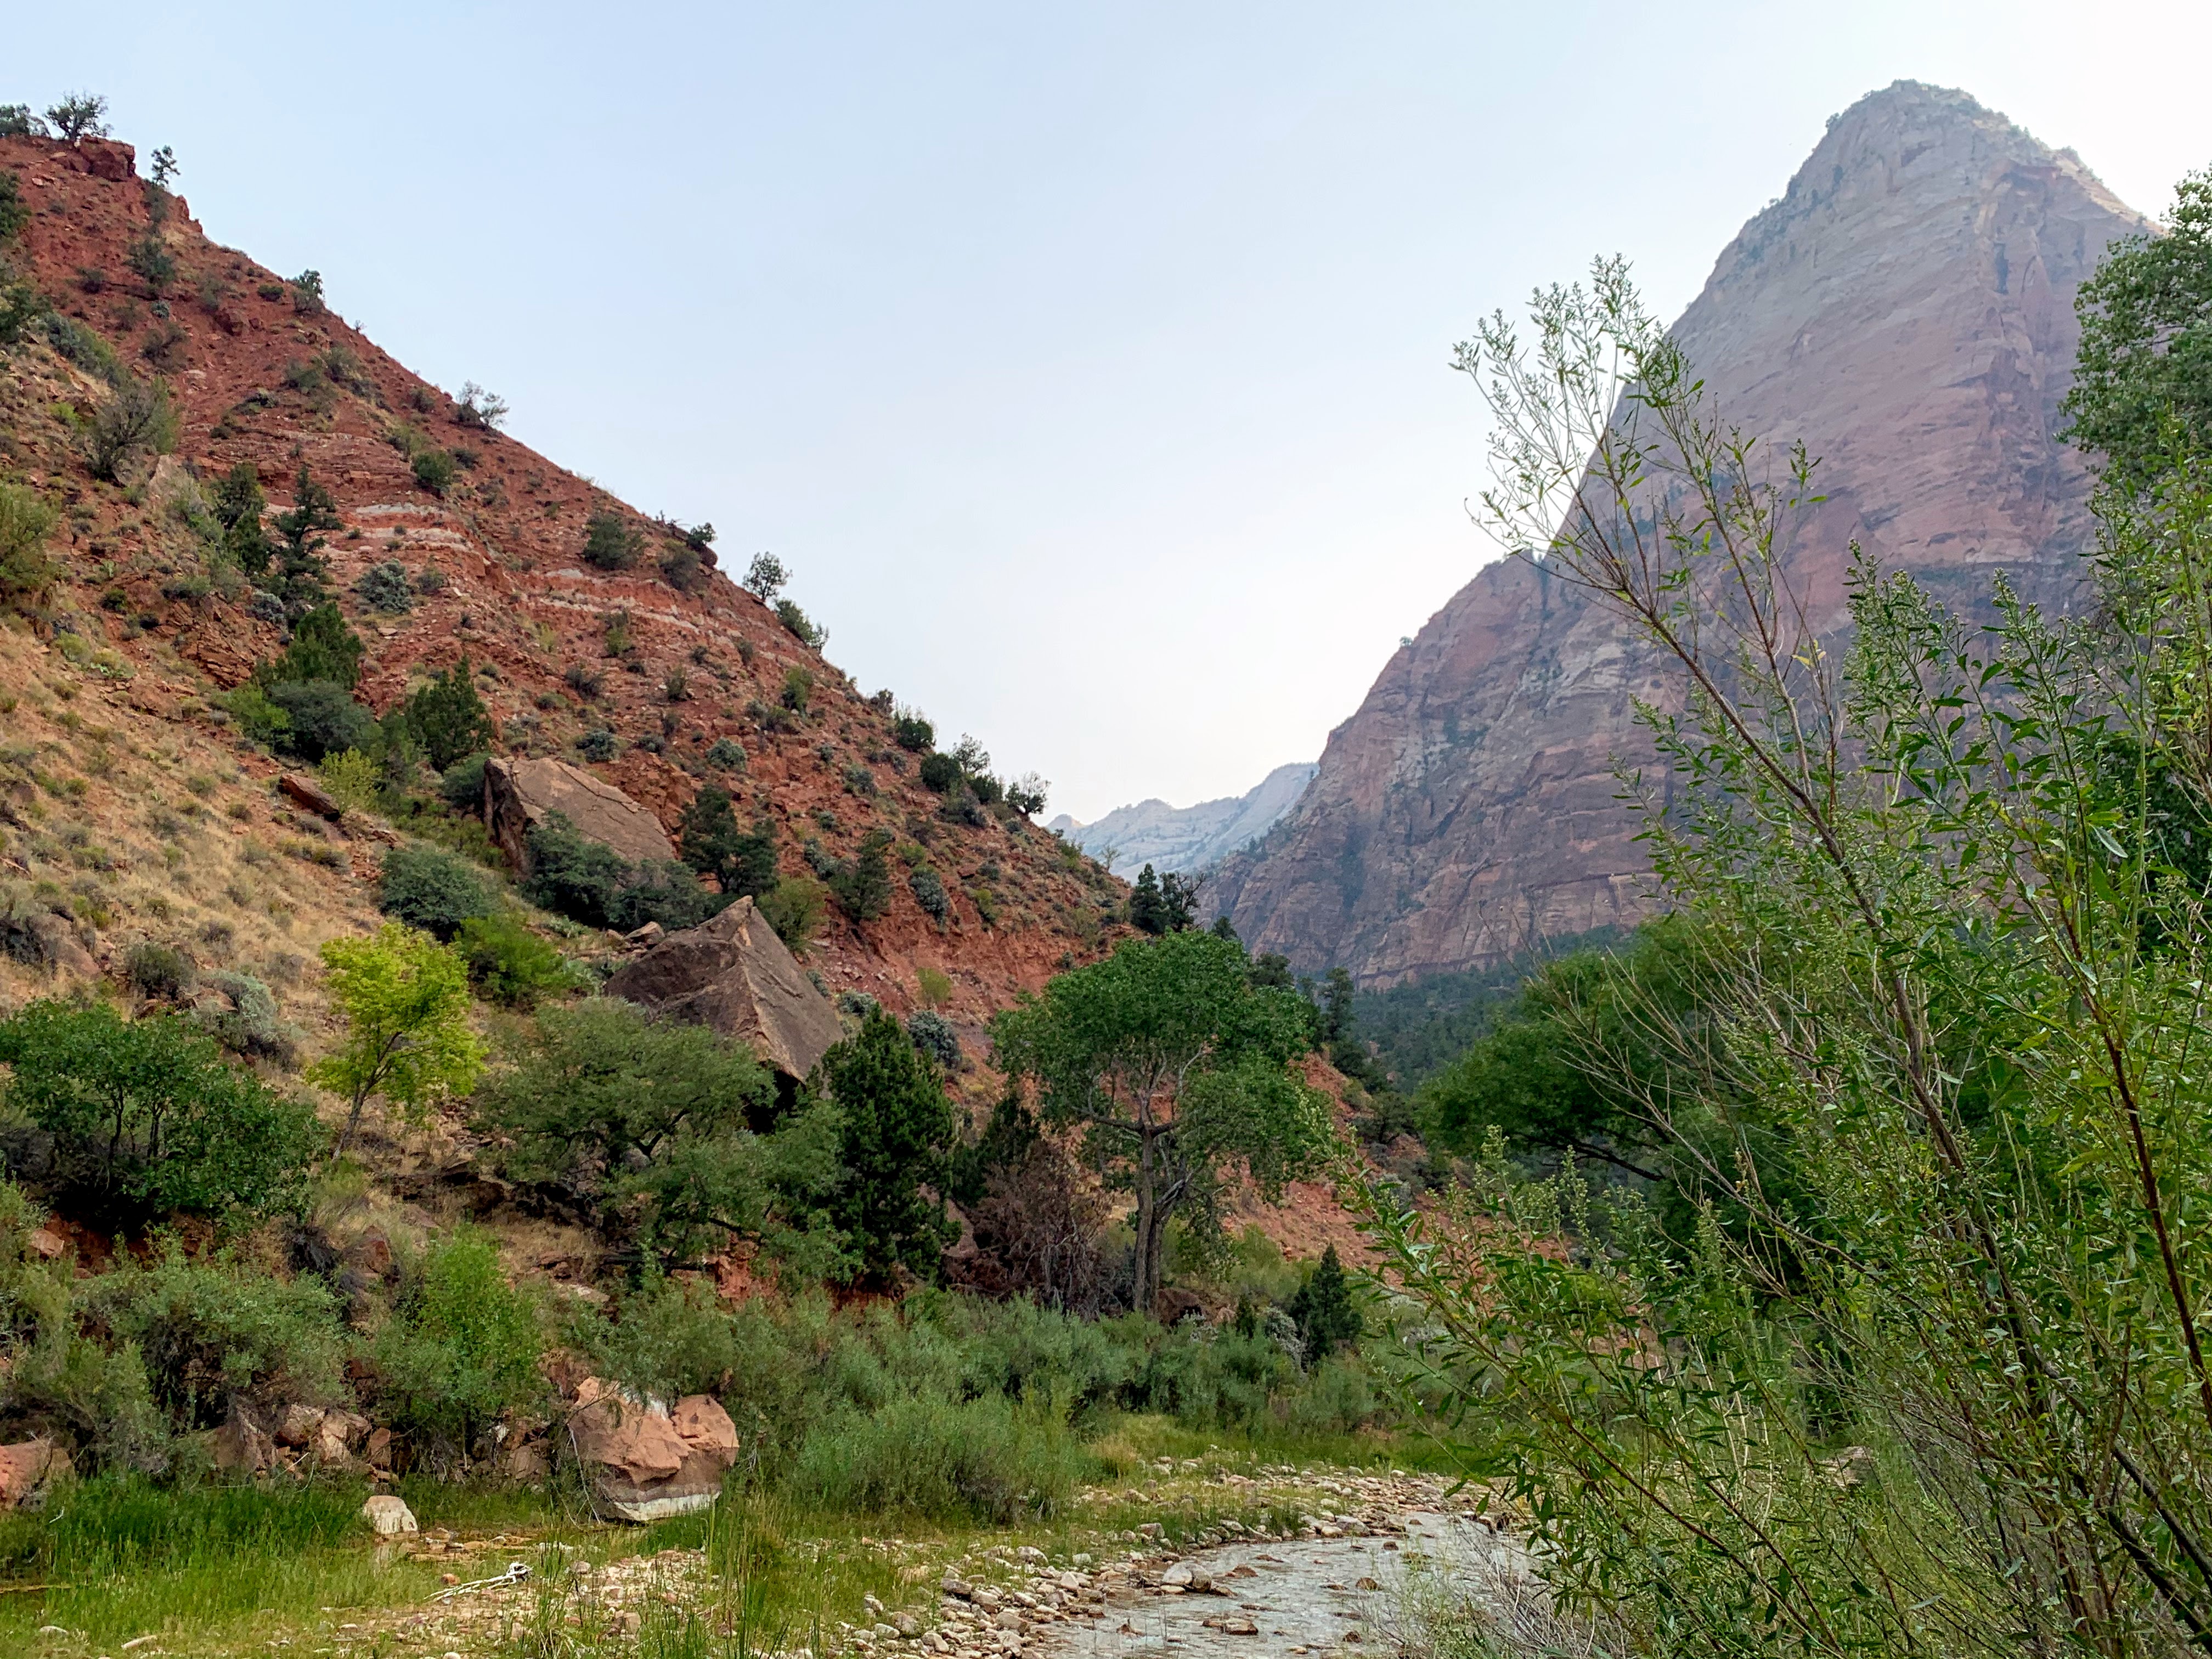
[12,3,2212,822]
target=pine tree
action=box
[820,1010,957,1283]
[405,655,496,770]
[212,461,274,580]
[828,829,894,923]
[270,464,343,603]
[261,601,364,690]
[678,787,779,900]
[1288,1243,1362,1363]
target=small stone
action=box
[892,1612,919,1637]
[361,1494,419,1536]
[995,1610,1022,1632]
[941,1578,973,1599]
[1221,1620,1259,1636]
[1355,1577,1380,1591]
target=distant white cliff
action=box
[1050,763,1318,876]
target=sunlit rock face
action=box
[1215,81,2152,984]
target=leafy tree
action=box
[521,815,726,934]
[44,92,108,143]
[289,269,325,315]
[0,106,42,140]
[774,597,825,649]
[455,915,572,1008]
[473,998,843,1268]
[85,375,178,482]
[307,923,484,1156]
[0,482,59,614]
[2064,165,2212,486]
[1128,864,1198,935]
[918,752,961,793]
[1006,772,1048,818]
[210,461,274,580]
[261,679,376,763]
[990,929,1334,1312]
[742,551,788,601]
[582,509,644,571]
[0,1000,323,1224]
[827,828,894,924]
[817,1011,958,1283]
[1285,1243,1361,1362]
[404,654,495,770]
[148,145,178,188]
[262,601,364,690]
[676,786,778,900]
[376,844,499,941]
[453,381,507,430]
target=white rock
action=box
[361,1494,419,1536]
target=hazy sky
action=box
[12,3,2212,821]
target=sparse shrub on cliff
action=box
[439,753,490,815]
[918,752,961,793]
[780,666,813,713]
[704,736,746,771]
[409,447,456,496]
[522,815,724,934]
[261,680,376,763]
[575,727,619,762]
[583,509,644,572]
[44,92,109,143]
[758,876,827,952]
[1006,772,1048,818]
[125,941,197,1001]
[909,866,949,923]
[85,375,179,483]
[906,1009,960,1069]
[0,482,60,614]
[455,915,572,1008]
[453,381,507,430]
[893,710,934,753]
[0,105,41,139]
[289,269,325,315]
[658,540,707,593]
[126,232,175,294]
[775,597,826,650]
[825,830,894,925]
[404,656,495,770]
[742,551,788,601]
[354,560,414,614]
[678,786,780,902]
[564,663,604,699]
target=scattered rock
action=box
[24,1228,64,1260]
[484,757,676,874]
[362,1494,419,1535]
[0,1439,71,1511]
[601,898,844,1086]
[208,1403,275,1475]
[280,772,345,820]
[568,1378,741,1522]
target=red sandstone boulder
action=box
[483,757,676,874]
[568,1378,740,1523]
[0,1439,72,1511]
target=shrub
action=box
[582,510,644,572]
[262,680,376,763]
[906,1011,960,1070]
[125,940,197,1001]
[125,232,175,293]
[821,1012,957,1283]
[909,867,949,923]
[0,483,60,614]
[438,752,490,815]
[265,603,365,690]
[893,712,934,753]
[409,448,456,496]
[918,752,961,793]
[658,541,707,593]
[404,656,495,770]
[742,551,787,601]
[677,787,780,901]
[307,924,484,1156]
[704,737,745,771]
[758,876,826,952]
[571,1273,740,1404]
[827,830,894,924]
[774,598,824,649]
[290,270,324,315]
[791,1392,1092,1523]
[0,1001,324,1223]
[44,92,109,142]
[455,915,571,1008]
[521,815,725,934]
[1006,773,1048,818]
[191,970,299,1063]
[353,560,413,613]
[376,844,499,941]
[780,667,813,713]
[1285,1244,1362,1363]
[916,966,952,1008]
[371,1231,545,1463]
[86,376,179,483]
[453,382,507,430]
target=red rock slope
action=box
[1212,81,2151,985]
[0,129,1124,1036]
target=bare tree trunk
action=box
[1133,1127,1160,1314]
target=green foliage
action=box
[907,865,949,922]
[1127,863,1197,935]
[259,680,374,763]
[85,376,178,483]
[45,92,109,142]
[575,726,618,762]
[819,1012,957,1284]
[376,844,498,941]
[371,1231,543,1462]
[473,999,842,1269]
[125,232,174,293]
[905,1011,960,1069]
[2064,165,2212,485]
[1005,773,1048,818]
[704,736,745,771]
[521,815,726,934]
[893,711,933,753]
[791,1392,1093,1524]
[825,829,894,924]
[403,655,495,770]
[454,915,572,1008]
[917,752,961,793]
[438,752,490,814]
[991,930,1335,1312]
[408,447,456,496]
[582,509,644,572]
[757,876,826,952]
[0,1001,323,1223]
[0,482,60,613]
[1284,1244,1361,1363]
[780,666,812,713]
[263,603,364,691]
[0,170,26,244]
[268,465,342,604]
[47,315,123,384]
[569,1271,741,1403]
[352,560,412,613]
[306,923,484,1155]
[123,941,196,1001]
[677,786,779,901]
[742,551,787,601]
[774,597,825,650]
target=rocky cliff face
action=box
[1213,82,2151,984]
[1052,761,1317,876]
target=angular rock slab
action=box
[568,1378,741,1523]
[600,897,843,1085]
[484,756,676,874]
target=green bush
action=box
[780,667,812,713]
[0,483,60,615]
[409,447,456,496]
[908,867,949,923]
[826,830,894,924]
[522,816,725,934]
[571,1272,741,1404]
[893,712,934,754]
[371,1231,545,1463]
[455,915,572,1008]
[582,510,644,572]
[263,603,365,690]
[262,680,376,763]
[86,375,179,483]
[576,727,619,762]
[354,560,413,613]
[758,876,826,952]
[791,1392,1094,1523]
[704,737,745,771]
[918,753,961,794]
[774,599,824,649]
[190,970,299,1064]
[438,752,490,814]
[404,656,495,771]
[377,844,499,941]
[0,1001,323,1223]
[676,787,778,902]
[905,1011,959,1069]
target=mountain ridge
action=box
[1050,761,1316,876]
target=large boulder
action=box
[483,757,676,874]
[600,898,843,1085]
[0,1439,71,1511]
[568,1378,741,1523]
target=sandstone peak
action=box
[1215,87,2152,985]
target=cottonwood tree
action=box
[308,924,484,1156]
[990,929,1333,1314]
